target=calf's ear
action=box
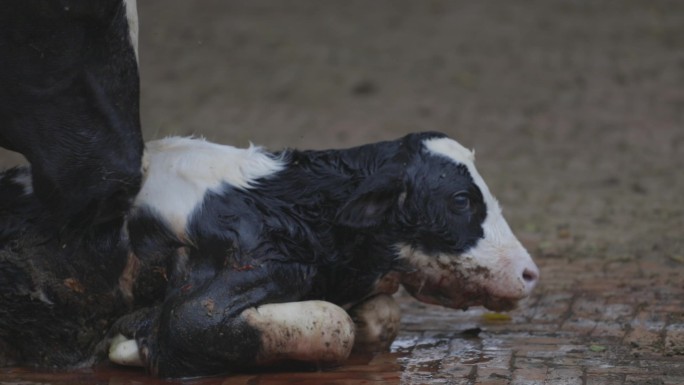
[335,168,404,228]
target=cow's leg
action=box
[348,294,401,353]
[109,262,354,378]
[0,1,143,228]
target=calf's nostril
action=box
[522,268,539,284]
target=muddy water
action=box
[0,352,404,385]
[0,329,480,384]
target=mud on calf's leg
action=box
[109,303,354,376]
[348,294,401,353]
[243,301,354,366]
[109,301,355,375]
[109,262,354,378]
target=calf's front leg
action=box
[109,262,354,378]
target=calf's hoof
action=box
[349,294,401,353]
[109,334,143,367]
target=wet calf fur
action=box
[117,132,538,376]
[0,132,538,377]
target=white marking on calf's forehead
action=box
[123,0,139,62]
[423,137,501,216]
[422,137,520,247]
[135,137,284,235]
[424,137,475,164]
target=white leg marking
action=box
[10,169,33,195]
[242,301,355,365]
[122,0,139,62]
[109,334,143,367]
[349,294,401,353]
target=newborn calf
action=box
[110,132,539,377]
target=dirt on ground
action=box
[1,1,683,384]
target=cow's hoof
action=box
[349,294,401,352]
[242,300,355,365]
[109,334,143,367]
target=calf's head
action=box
[337,132,539,311]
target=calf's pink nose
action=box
[521,263,540,293]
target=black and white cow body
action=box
[103,131,539,377]
[0,0,143,368]
[0,0,143,228]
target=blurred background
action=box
[2,0,683,264]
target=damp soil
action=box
[1,1,683,384]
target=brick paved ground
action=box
[395,254,684,385]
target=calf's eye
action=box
[451,192,470,211]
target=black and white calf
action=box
[1,130,538,376]
[104,131,539,377]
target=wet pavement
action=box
[394,255,684,385]
[2,255,683,385]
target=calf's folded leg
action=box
[109,301,355,372]
[109,262,354,378]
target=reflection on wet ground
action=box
[0,351,404,385]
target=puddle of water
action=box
[459,352,492,365]
[0,324,499,384]
[390,334,422,353]
[0,353,405,385]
